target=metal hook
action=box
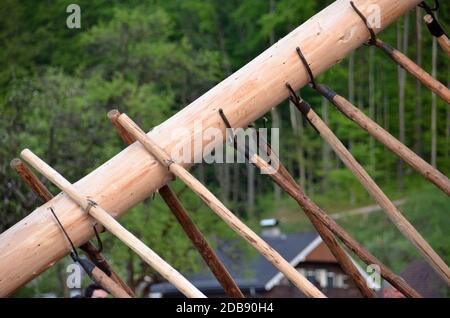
[296,47,317,88]
[49,207,79,262]
[419,1,439,13]
[350,1,377,46]
[92,222,103,254]
[219,108,236,144]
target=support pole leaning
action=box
[117,113,326,298]
[108,110,244,298]
[20,150,206,298]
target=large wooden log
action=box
[21,150,206,298]
[0,0,421,296]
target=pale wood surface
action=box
[21,149,206,298]
[297,103,450,285]
[89,267,131,298]
[317,84,450,196]
[375,38,450,103]
[248,145,421,297]
[239,137,375,297]
[118,113,325,298]
[0,0,422,296]
[109,109,244,298]
[10,158,135,297]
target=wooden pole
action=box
[117,113,326,298]
[314,84,450,196]
[20,149,206,298]
[75,257,131,298]
[108,110,244,298]
[291,96,450,286]
[10,158,135,297]
[0,0,422,296]
[423,14,450,57]
[235,131,420,298]
[374,39,450,103]
[234,131,375,297]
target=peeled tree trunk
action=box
[0,0,422,296]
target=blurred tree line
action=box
[0,0,448,296]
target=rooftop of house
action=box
[150,231,324,295]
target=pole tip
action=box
[107,109,121,120]
[20,148,33,160]
[10,158,22,169]
[423,14,433,24]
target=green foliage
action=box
[0,0,449,297]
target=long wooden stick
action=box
[20,149,206,298]
[233,131,375,297]
[243,141,420,298]
[292,97,450,286]
[108,110,244,298]
[75,257,131,298]
[314,84,450,196]
[0,0,422,296]
[117,113,325,298]
[10,158,135,297]
[423,14,450,57]
[374,38,450,103]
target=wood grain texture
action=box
[316,84,450,196]
[246,142,421,298]
[10,158,134,297]
[20,150,206,298]
[375,39,450,103]
[109,109,244,298]
[237,136,375,297]
[294,100,450,286]
[0,0,422,296]
[118,113,325,298]
[89,266,131,298]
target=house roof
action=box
[150,232,320,295]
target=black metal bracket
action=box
[296,47,317,89]
[350,1,377,46]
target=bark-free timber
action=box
[77,258,131,298]
[21,150,206,298]
[0,0,422,296]
[117,113,325,298]
[108,110,244,298]
[10,158,134,297]
[292,97,450,286]
[373,38,450,103]
[232,131,375,297]
[315,84,450,196]
[236,131,419,298]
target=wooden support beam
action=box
[117,113,326,298]
[373,38,450,103]
[232,129,375,297]
[74,257,131,298]
[10,158,135,297]
[350,1,450,103]
[315,84,450,196]
[423,14,450,57]
[291,95,450,286]
[108,110,244,298]
[0,0,422,296]
[232,128,419,297]
[20,150,206,298]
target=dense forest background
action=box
[0,0,449,297]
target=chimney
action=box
[260,218,281,237]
